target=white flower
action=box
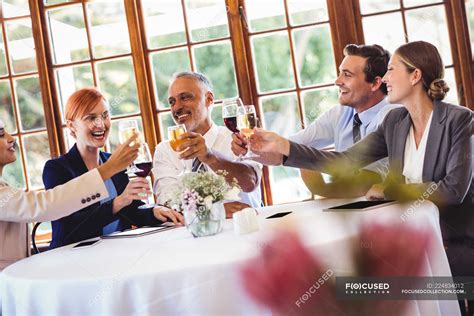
[204,195,214,209]
[224,186,241,201]
[168,170,242,211]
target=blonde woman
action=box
[248,42,472,313]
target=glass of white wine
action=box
[118,119,143,175]
[168,124,189,175]
[237,104,259,160]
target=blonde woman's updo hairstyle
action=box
[394,41,449,101]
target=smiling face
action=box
[0,125,17,170]
[382,54,418,105]
[168,77,213,134]
[67,100,111,149]
[334,55,374,109]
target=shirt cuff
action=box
[282,141,298,167]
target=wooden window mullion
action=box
[180,0,196,71]
[230,0,272,205]
[327,0,363,66]
[226,0,253,104]
[282,0,305,130]
[445,0,474,109]
[135,0,163,144]
[29,0,65,157]
[81,1,98,87]
[124,0,158,152]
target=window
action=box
[141,0,239,139]
[0,0,471,209]
[0,0,50,190]
[43,0,145,151]
[243,0,337,203]
[359,0,459,104]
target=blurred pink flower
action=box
[355,223,433,316]
[240,223,432,316]
[357,222,432,277]
[240,230,343,315]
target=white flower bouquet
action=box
[169,170,241,237]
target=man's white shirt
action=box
[153,124,262,207]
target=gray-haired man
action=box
[152,71,262,217]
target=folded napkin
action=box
[233,207,259,235]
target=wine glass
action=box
[222,98,242,134]
[118,120,143,175]
[237,105,259,160]
[133,143,155,209]
[168,124,189,175]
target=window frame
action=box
[18,0,473,206]
[1,3,51,191]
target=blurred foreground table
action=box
[1,199,460,315]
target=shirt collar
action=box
[355,98,388,126]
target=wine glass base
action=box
[138,203,155,210]
[237,152,259,161]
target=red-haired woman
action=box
[43,88,183,248]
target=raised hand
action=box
[231,133,248,156]
[113,177,151,213]
[249,128,290,156]
[175,132,211,163]
[98,133,140,180]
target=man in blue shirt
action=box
[232,44,399,197]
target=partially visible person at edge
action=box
[0,117,139,270]
[247,41,473,315]
[43,88,183,249]
[231,44,400,197]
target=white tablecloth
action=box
[0,199,460,315]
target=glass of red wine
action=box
[132,143,155,209]
[223,98,245,160]
[222,98,242,133]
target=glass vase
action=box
[184,201,225,237]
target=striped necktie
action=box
[353,113,362,143]
[191,158,206,172]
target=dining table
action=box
[0,198,461,315]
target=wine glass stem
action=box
[246,136,252,156]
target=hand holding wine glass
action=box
[237,104,259,160]
[118,119,143,175]
[222,98,242,134]
[231,133,248,156]
[113,178,151,212]
[168,124,189,174]
[98,133,140,181]
[133,143,155,209]
[249,128,290,156]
